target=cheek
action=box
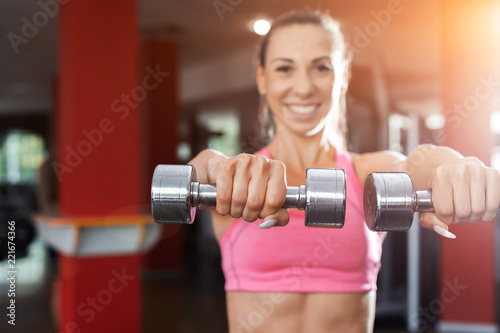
[318,77,335,99]
[266,77,290,105]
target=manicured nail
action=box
[433,225,456,239]
[259,219,278,229]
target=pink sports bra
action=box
[219,147,384,293]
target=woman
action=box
[188,10,500,333]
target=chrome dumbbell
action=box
[151,164,346,228]
[363,172,434,231]
[364,172,500,231]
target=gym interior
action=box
[0,0,500,332]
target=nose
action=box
[292,69,315,97]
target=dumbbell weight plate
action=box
[305,168,345,228]
[364,172,414,231]
[151,164,197,224]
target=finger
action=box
[419,213,456,239]
[419,212,447,230]
[482,169,500,221]
[259,209,290,229]
[433,225,457,239]
[273,209,290,226]
[242,173,268,222]
[468,167,486,223]
[259,162,287,219]
[451,172,471,224]
[215,162,234,216]
[429,176,454,225]
[230,166,249,219]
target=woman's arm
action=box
[354,144,500,234]
[187,149,227,184]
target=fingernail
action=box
[259,219,278,229]
[433,225,456,239]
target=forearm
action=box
[188,149,226,184]
[404,144,467,190]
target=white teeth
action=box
[288,105,316,114]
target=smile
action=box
[286,104,321,117]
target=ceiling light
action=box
[253,19,271,36]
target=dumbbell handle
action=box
[191,182,307,209]
[414,190,434,212]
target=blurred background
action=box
[0,0,499,332]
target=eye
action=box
[276,66,292,74]
[315,64,333,72]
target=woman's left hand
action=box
[419,157,500,235]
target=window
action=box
[197,112,240,157]
[0,130,46,184]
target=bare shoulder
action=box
[350,150,407,187]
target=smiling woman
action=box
[185,8,500,333]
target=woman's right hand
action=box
[204,152,290,228]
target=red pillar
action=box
[140,40,183,272]
[439,0,497,329]
[140,40,179,205]
[57,0,141,332]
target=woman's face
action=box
[257,24,342,137]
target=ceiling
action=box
[0,0,446,115]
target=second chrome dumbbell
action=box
[364,172,438,231]
[364,172,500,232]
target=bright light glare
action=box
[425,114,445,130]
[253,19,271,35]
[491,111,500,135]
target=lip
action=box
[285,103,321,120]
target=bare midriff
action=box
[226,290,376,333]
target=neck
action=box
[267,130,336,172]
